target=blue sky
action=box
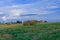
[0,0,60,22]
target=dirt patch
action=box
[2,34,13,38]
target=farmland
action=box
[0,22,60,40]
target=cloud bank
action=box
[0,0,60,22]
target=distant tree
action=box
[44,20,47,23]
[0,22,1,24]
[6,22,11,25]
[16,21,22,23]
[30,20,37,25]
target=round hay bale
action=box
[30,20,37,25]
[23,21,30,25]
[2,34,13,38]
[6,22,11,25]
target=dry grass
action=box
[2,34,13,38]
[0,22,60,40]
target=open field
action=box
[0,22,60,40]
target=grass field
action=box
[0,22,60,40]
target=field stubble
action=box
[0,23,60,40]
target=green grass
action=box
[0,22,60,40]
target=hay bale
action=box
[23,21,30,25]
[23,20,37,25]
[30,20,37,25]
[2,34,13,38]
[6,22,11,25]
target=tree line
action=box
[0,20,47,25]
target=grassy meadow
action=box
[0,22,60,40]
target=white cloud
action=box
[0,12,4,14]
[10,9,20,16]
[2,16,6,21]
[46,6,59,9]
[9,9,27,17]
[6,16,21,19]
[0,0,60,20]
[0,1,58,15]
